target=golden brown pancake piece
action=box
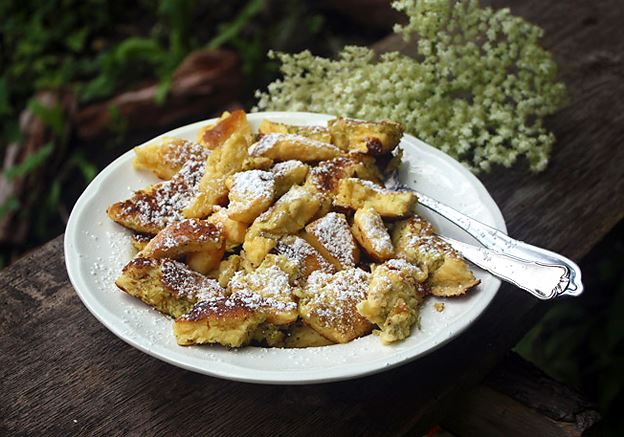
[107,159,205,235]
[115,257,225,318]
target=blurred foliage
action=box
[0,0,386,267]
[515,223,624,436]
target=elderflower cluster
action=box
[255,0,566,173]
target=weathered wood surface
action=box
[442,353,601,437]
[1,0,623,435]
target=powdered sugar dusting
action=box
[304,268,370,333]
[306,269,369,303]
[356,209,393,254]
[119,158,205,229]
[229,170,275,201]
[248,133,340,157]
[160,258,225,301]
[228,266,297,312]
[271,160,305,176]
[89,231,134,290]
[256,185,309,222]
[356,178,392,192]
[385,258,425,279]
[408,234,456,258]
[308,212,357,267]
[276,236,334,274]
[177,295,255,321]
[146,219,221,257]
[156,138,209,170]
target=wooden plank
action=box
[1,0,623,435]
[444,386,591,437]
[0,242,601,436]
[442,353,601,436]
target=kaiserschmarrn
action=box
[108,111,479,348]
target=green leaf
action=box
[0,77,12,116]
[158,0,195,57]
[66,28,89,52]
[155,76,173,105]
[306,15,325,35]
[79,71,117,103]
[113,37,164,64]
[71,153,98,183]
[0,195,20,220]
[208,0,264,49]
[107,105,128,136]
[2,142,54,180]
[2,119,21,144]
[28,100,65,136]
[46,179,61,211]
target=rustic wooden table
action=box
[1,1,622,435]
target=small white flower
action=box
[255,0,565,173]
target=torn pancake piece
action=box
[174,295,267,347]
[271,160,309,197]
[108,159,206,235]
[243,185,322,267]
[351,207,394,262]
[183,132,252,219]
[227,261,299,325]
[299,268,373,343]
[133,137,209,179]
[303,212,360,270]
[248,133,342,162]
[275,235,335,281]
[357,259,428,344]
[334,178,416,218]
[306,156,382,194]
[259,119,332,143]
[391,216,480,297]
[283,322,335,348]
[225,170,276,224]
[139,218,224,260]
[328,117,403,155]
[115,257,225,318]
[196,110,253,150]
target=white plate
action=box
[65,112,506,384]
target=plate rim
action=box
[64,111,507,385]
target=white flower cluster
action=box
[255,0,566,173]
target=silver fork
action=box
[384,170,583,299]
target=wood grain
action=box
[1,0,623,435]
[443,353,601,436]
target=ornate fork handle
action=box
[417,191,583,297]
[440,237,571,300]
